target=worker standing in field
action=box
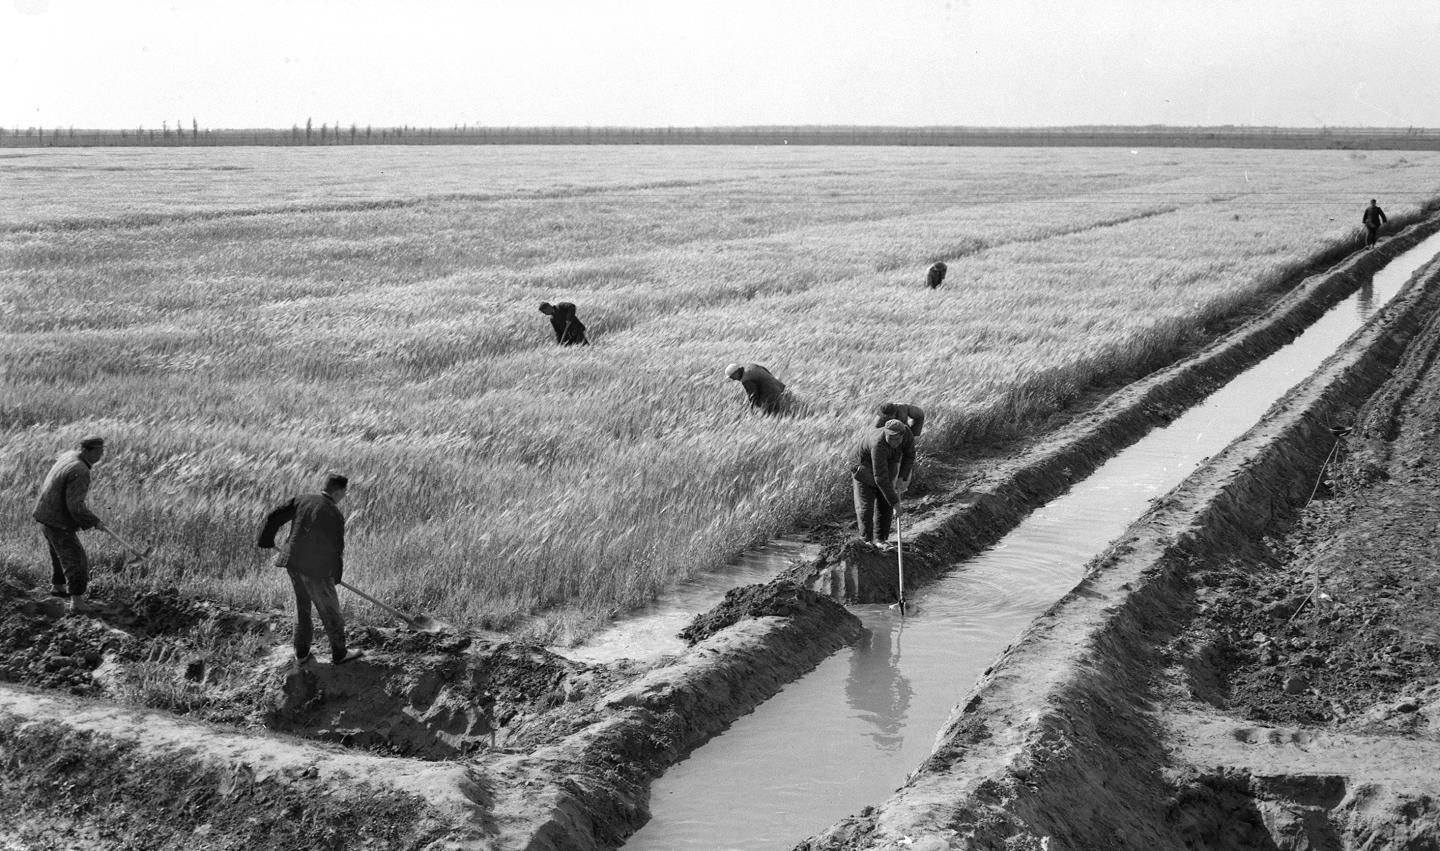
[1362,199,1388,250]
[852,420,908,548]
[32,436,108,614]
[539,302,589,346]
[925,262,947,289]
[257,473,363,666]
[725,362,787,414]
[873,402,925,494]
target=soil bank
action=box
[798,243,1440,847]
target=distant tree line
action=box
[4,123,1440,150]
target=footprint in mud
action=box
[1231,726,1328,748]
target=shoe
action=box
[50,584,68,597]
[294,651,315,666]
[332,649,364,665]
[67,596,94,614]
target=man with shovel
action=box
[852,419,908,549]
[257,473,364,665]
[32,435,108,614]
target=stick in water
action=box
[896,505,906,614]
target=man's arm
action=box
[1380,208,1388,224]
[908,406,925,439]
[256,499,297,549]
[873,442,900,507]
[65,467,103,530]
[897,435,916,482]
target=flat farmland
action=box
[2,145,1437,642]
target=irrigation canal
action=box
[597,234,1440,849]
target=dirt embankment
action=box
[784,216,1440,608]
[799,242,1440,848]
[0,568,858,849]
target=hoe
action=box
[340,581,449,633]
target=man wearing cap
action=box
[33,436,108,614]
[725,362,787,414]
[851,420,908,548]
[873,402,925,495]
[257,473,363,666]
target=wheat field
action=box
[2,145,1437,642]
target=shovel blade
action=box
[406,615,450,634]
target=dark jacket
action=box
[873,403,924,479]
[739,364,786,411]
[926,262,947,289]
[1363,204,1387,229]
[549,302,588,346]
[257,492,345,581]
[851,427,904,507]
[32,450,101,531]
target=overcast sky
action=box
[3,0,1436,129]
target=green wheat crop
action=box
[3,145,1437,643]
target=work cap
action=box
[323,472,349,492]
[725,363,744,380]
[78,436,105,449]
[538,302,554,314]
[882,419,907,444]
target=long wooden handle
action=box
[338,581,413,623]
[101,527,147,557]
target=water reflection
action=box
[1357,278,1375,319]
[845,617,912,750]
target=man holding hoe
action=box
[32,435,108,614]
[257,473,364,666]
[852,419,909,549]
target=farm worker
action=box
[257,473,364,666]
[873,403,925,493]
[851,420,908,548]
[925,262,947,289]
[1362,199,1388,250]
[32,436,107,614]
[725,362,787,414]
[539,301,589,346]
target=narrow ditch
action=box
[622,229,1440,849]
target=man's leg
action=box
[287,569,314,660]
[302,574,350,663]
[876,494,895,542]
[42,525,89,604]
[853,479,875,542]
[41,526,67,594]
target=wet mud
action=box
[800,234,1440,848]
[5,218,1440,849]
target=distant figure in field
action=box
[925,262,948,289]
[257,473,364,666]
[1362,199,1388,250]
[32,435,107,614]
[852,419,909,547]
[725,362,787,414]
[873,403,925,494]
[539,302,588,346]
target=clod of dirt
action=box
[679,579,850,644]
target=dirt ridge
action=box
[788,214,1440,605]
[797,241,1440,847]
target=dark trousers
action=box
[288,570,346,661]
[1365,225,1381,247]
[853,479,895,542]
[40,524,88,596]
